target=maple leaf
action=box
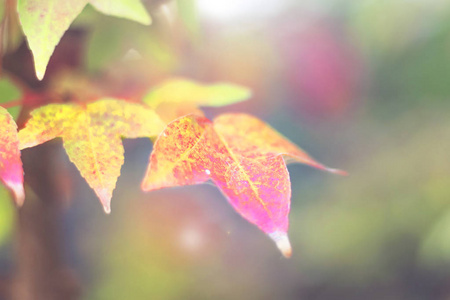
[141,114,345,257]
[143,78,251,123]
[19,98,165,212]
[213,114,347,175]
[0,107,24,206]
[17,0,151,80]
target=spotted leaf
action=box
[141,114,345,257]
[0,107,24,205]
[19,98,165,212]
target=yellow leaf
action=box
[143,78,251,123]
[19,98,165,212]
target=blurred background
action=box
[2,0,450,299]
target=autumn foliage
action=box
[1,82,344,256]
[142,113,345,257]
[0,107,24,206]
[0,0,345,258]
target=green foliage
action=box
[143,78,252,110]
[17,0,151,80]
[88,0,151,25]
[0,78,22,119]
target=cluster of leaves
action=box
[1,77,344,257]
[0,0,345,257]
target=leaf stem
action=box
[0,99,22,109]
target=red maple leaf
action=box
[141,114,345,257]
[0,107,24,205]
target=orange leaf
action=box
[213,114,347,175]
[0,107,24,206]
[141,114,345,257]
[19,98,165,212]
[143,78,251,123]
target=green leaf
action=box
[17,0,151,80]
[143,78,252,123]
[0,77,22,120]
[17,0,86,80]
[144,78,251,108]
[89,0,151,25]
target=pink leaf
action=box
[0,107,24,205]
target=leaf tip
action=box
[325,168,348,176]
[35,69,45,81]
[96,188,112,214]
[103,204,111,214]
[142,15,152,26]
[5,181,25,207]
[295,157,347,176]
[269,231,292,258]
[240,86,252,99]
[140,178,149,192]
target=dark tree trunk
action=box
[11,142,80,300]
